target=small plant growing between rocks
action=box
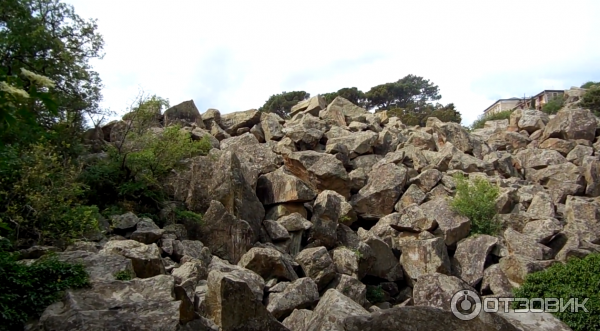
[450,173,501,236]
[513,253,600,331]
[114,270,134,281]
[366,285,385,304]
[351,248,363,259]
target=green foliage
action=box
[122,94,169,135]
[365,74,441,111]
[513,253,600,331]
[389,103,461,127]
[259,91,310,118]
[366,285,385,303]
[351,248,363,259]
[580,86,600,116]
[174,209,203,225]
[0,251,90,330]
[0,140,99,243]
[450,174,501,236]
[470,110,513,130]
[542,95,565,115]
[322,87,366,107]
[114,269,134,281]
[580,81,600,89]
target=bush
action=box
[0,251,90,330]
[542,95,565,114]
[580,86,600,116]
[450,174,501,236]
[470,110,513,130]
[366,285,385,303]
[114,269,134,281]
[513,253,600,331]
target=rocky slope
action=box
[26,95,600,330]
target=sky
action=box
[66,0,600,125]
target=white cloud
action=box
[67,0,600,125]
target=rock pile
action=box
[30,96,600,330]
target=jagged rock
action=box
[266,277,319,319]
[348,121,368,131]
[38,275,181,331]
[276,213,311,232]
[539,138,576,156]
[257,167,317,205]
[110,212,140,231]
[363,234,404,281]
[261,112,285,141]
[163,224,188,240]
[526,191,555,218]
[420,198,470,246]
[521,219,562,244]
[205,269,288,331]
[326,131,378,159]
[351,163,407,220]
[199,200,253,264]
[295,246,336,290]
[172,240,210,263]
[100,240,164,278]
[395,184,426,211]
[304,289,369,331]
[209,256,265,302]
[516,109,550,133]
[541,108,597,142]
[527,162,585,203]
[65,241,101,253]
[504,228,554,260]
[282,309,313,331]
[583,156,600,196]
[499,254,557,285]
[220,109,262,135]
[264,219,291,241]
[308,190,355,247]
[343,306,520,331]
[266,203,307,220]
[320,96,368,127]
[481,264,513,295]
[399,237,451,286]
[413,273,476,310]
[567,145,594,166]
[563,196,600,243]
[284,150,350,198]
[451,235,498,286]
[325,274,367,306]
[250,123,265,142]
[349,154,382,171]
[164,100,205,128]
[55,251,136,281]
[431,121,473,153]
[130,218,164,244]
[554,233,600,262]
[283,114,326,150]
[496,309,573,331]
[238,247,298,282]
[393,205,437,233]
[348,168,369,192]
[172,261,207,286]
[516,149,566,170]
[290,95,328,117]
[406,130,437,151]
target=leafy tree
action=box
[259,91,310,118]
[580,81,600,89]
[450,173,501,236]
[580,85,600,116]
[542,94,565,114]
[365,74,441,111]
[322,87,366,107]
[470,110,512,130]
[0,0,105,135]
[388,103,461,126]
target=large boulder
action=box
[320,96,368,127]
[541,108,598,142]
[205,269,288,331]
[199,201,254,264]
[295,246,336,290]
[100,240,164,278]
[163,100,205,128]
[266,277,319,320]
[351,163,407,220]
[399,238,451,286]
[55,251,136,282]
[431,121,473,153]
[284,151,351,198]
[308,190,355,248]
[220,109,262,135]
[219,133,283,180]
[304,289,369,331]
[325,131,378,159]
[238,247,298,282]
[261,112,285,141]
[290,95,328,117]
[420,198,470,246]
[256,167,317,205]
[451,235,498,286]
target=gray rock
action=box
[452,235,498,286]
[266,277,319,319]
[220,109,262,135]
[238,247,298,282]
[304,289,369,331]
[100,240,164,278]
[284,150,350,198]
[163,100,204,128]
[420,198,471,246]
[295,246,336,290]
[351,163,407,220]
[55,251,136,282]
[399,237,451,286]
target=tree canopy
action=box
[258,91,310,118]
[365,74,441,111]
[322,87,367,108]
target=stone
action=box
[499,254,557,285]
[100,240,164,278]
[209,256,265,302]
[515,149,566,170]
[257,167,317,205]
[431,121,473,153]
[291,95,328,117]
[198,200,253,264]
[277,213,311,232]
[264,219,291,241]
[326,131,378,159]
[282,309,313,331]
[539,138,576,156]
[541,108,597,142]
[220,109,262,135]
[163,100,204,128]
[304,289,369,331]
[521,219,562,244]
[266,277,319,319]
[38,275,181,331]
[420,198,470,246]
[451,235,498,286]
[394,184,426,211]
[584,156,600,197]
[261,112,285,141]
[517,109,550,133]
[320,96,368,127]
[399,237,451,286]
[266,203,308,220]
[325,274,367,306]
[238,247,298,282]
[309,190,356,248]
[351,163,407,220]
[481,264,513,295]
[406,130,437,151]
[110,212,139,231]
[205,269,288,331]
[363,234,404,281]
[496,309,573,331]
[504,228,554,260]
[284,150,350,198]
[55,251,136,282]
[295,246,336,290]
[413,273,476,310]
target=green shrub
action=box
[542,95,565,114]
[513,253,600,331]
[580,86,600,116]
[450,174,501,236]
[114,269,134,281]
[0,251,90,330]
[366,285,385,303]
[470,110,513,130]
[174,209,203,225]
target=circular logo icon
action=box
[451,289,482,320]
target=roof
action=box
[483,98,522,113]
[531,89,564,99]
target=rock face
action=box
[351,163,407,220]
[257,167,317,205]
[163,100,205,128]
[284,151,351,198]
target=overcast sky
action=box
[66,0,600,125]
